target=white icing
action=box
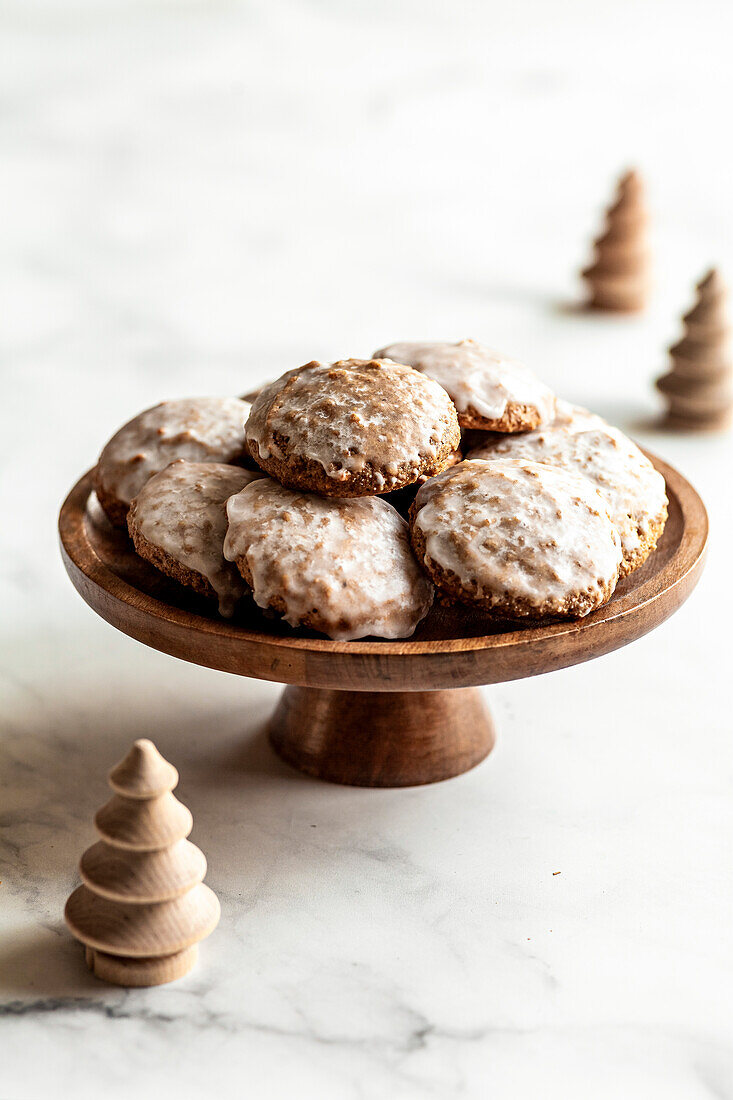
[97,396,251,507]
[245,359,458,485]
[129,460,259,616]
[468,405,668,562]
[374,340,555,424]
[224,478,434,640]
[413,459,622,615]
[548,399,606,431]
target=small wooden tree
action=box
[656,268,733,430]
[582,169,650,312]
[65,739,220,987]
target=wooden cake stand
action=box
[59,455,707,787]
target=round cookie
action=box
[128,460,260,617]
[374,339,555,432]
[547,398,606,432]
[409,459,623,621]
[468,405,668,577]
[244,359,460,497]
[94,396,251,527]
[383,444,463,518]
[224,478,434,640]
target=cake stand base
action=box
[268,686,495,787]
[60,462,708,790]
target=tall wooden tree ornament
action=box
[65,739,220,987]
[582,169,650,312]
[656,268,733,431]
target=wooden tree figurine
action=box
[656,268,733,430]
[582,169,650,312]
[65,739,220,987]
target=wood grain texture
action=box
[80,839,207,902]
[269,686,494,786]
[66,883,220,957]
[85,944,199,987]
[65,739,220,984]
[59,455,706,785]
[58,454,708,692]
[109,738,179,798]
[95,791,193,851]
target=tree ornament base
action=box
[85,944,198,987]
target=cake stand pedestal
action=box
[269,686,494,786]
[59,455,707,787]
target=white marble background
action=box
[1,0,732,1097]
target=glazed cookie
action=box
[409,459,623,621]
[128,460,260,616]
[374,339,555,432]
[244,359,460,497]
[383,444,463,518]
[548,398,606,432]
[468,406,668,577]
[224,478,434,640]
[94,396,251,527]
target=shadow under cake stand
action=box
[59,455,707,787]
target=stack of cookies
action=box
[93,342,668,639]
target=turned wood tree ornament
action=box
[582,169,650,312]
[64,739,220,987]
[656,268,733,431]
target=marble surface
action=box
[1,0,732,1096]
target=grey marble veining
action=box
[1,0,732,1096]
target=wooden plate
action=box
[58,456,707,787]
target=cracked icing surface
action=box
[410,459,622,618]
[224,477,433,639]
[468,404,668,571]
[245,359,459,490]
[374,340,555,427]
[95,396,251,509]
[3,3,730,1095]
[128,460,259,616]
